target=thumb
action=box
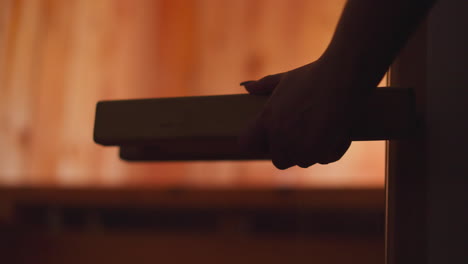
[240,73,283,95]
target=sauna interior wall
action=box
[0,0,385,188]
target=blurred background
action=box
[0,0,385,188]
[0,0,386,263]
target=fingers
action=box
[318,138,351,165]
[294,152,318,169]
[240,73,283,95]
[270,132,295,170]
[238,105,271,154]
[283,132,317,168]
[285,143,349,168]
[240,123,351,169]
[286,134,351,168]
[238,105,295,170]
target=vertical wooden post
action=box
[386,0,468,263]
[386,20,428,264]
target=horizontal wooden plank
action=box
[94,88,416,161]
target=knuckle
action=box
[272,159,291,170]
[318,156,339,165]
[297,162,314,168]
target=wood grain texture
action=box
[0,0,385,188]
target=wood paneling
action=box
[0,0,385,188]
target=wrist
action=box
[319,49,381,98]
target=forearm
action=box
[322,0,437,95]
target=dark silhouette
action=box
[239,0,438,169]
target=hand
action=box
[239,59,361,169]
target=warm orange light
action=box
[0,0,384,188]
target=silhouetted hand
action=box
[239,59,359,169]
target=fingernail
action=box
[240,80,255,86]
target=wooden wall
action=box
[0,0,385,188]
